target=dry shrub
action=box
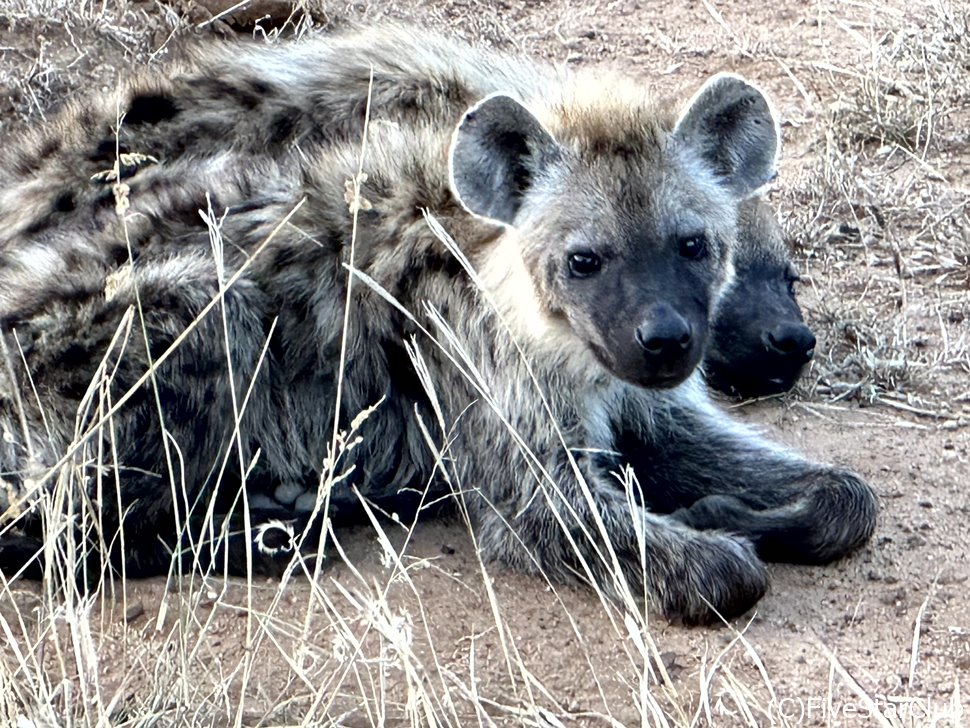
[780,1,970,415]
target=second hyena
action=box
[706,197,816,398]
[0,29,876,624]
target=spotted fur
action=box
[0,28,875,624]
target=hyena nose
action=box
[763,323,816,362]
[636,311,693,358]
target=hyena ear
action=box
[673,74,780,199]
[449,94,562,226]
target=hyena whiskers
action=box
[0,27,876,624]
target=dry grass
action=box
[0,2,174,134]
[779,0,970,423]
[1,0,968,726]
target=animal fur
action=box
[0,28,876,624]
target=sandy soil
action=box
[0,0,967,725]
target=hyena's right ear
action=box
[449,94,562,227]
[673,74,780,199]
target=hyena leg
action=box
[619,387,877,565]
[465,446,769,626]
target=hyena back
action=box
[0,28,875,624]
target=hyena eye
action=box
[567,251,602,278]
[678,234,708,260]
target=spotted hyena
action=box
[706,197,816,398]
[0,28,876,624]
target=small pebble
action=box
[274,482,304,505]
[124,603,145,623]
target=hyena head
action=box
[705,197,816,398]
[449,74,781,389]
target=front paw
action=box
[670,494,752,532]
[658,531,769,626]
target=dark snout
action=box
[632,304,700,387]
[762,322,815,364]
[705,317,816,398]
[636,310,692,357]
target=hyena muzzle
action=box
[705,197,816,398]
[0,28,876,624]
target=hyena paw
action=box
[818,469,878,559]
[669,470,878,565]
[670,494,751,532]
[659,532,769,626]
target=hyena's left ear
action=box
[673,74,780,198]
[449,93,562,227]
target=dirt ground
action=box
[0,0,968,726]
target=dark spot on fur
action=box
[269,246,300,269]
[59,343,92,369]
[228,198,271,216]
[53,191,76,213]
[37,137,62,159]
[90,138,132,164]
[165,118,232,155]
[389,251,465,302]
[77,109,95,129]
[424,252,465,278]
[125,94,180,125]
[62,250,85,270]
[235,89,261,110]
[109,243,131,265]
[322,228,346,254]
[94,187,115,208]
[59,375,95,401]
[246,78,276,96]
[148,291,184,314]
[22,218,49,236]
[91,300,127,327]
[116,158,150,181]
[189,77,261,110]
[269,106,301,142]
[55,283,102,310]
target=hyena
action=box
[706,197,816,398]
[0,28,876,624]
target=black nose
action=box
[763,323,816,362]
[636,310,692,358]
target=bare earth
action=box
[0,1,967,726]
